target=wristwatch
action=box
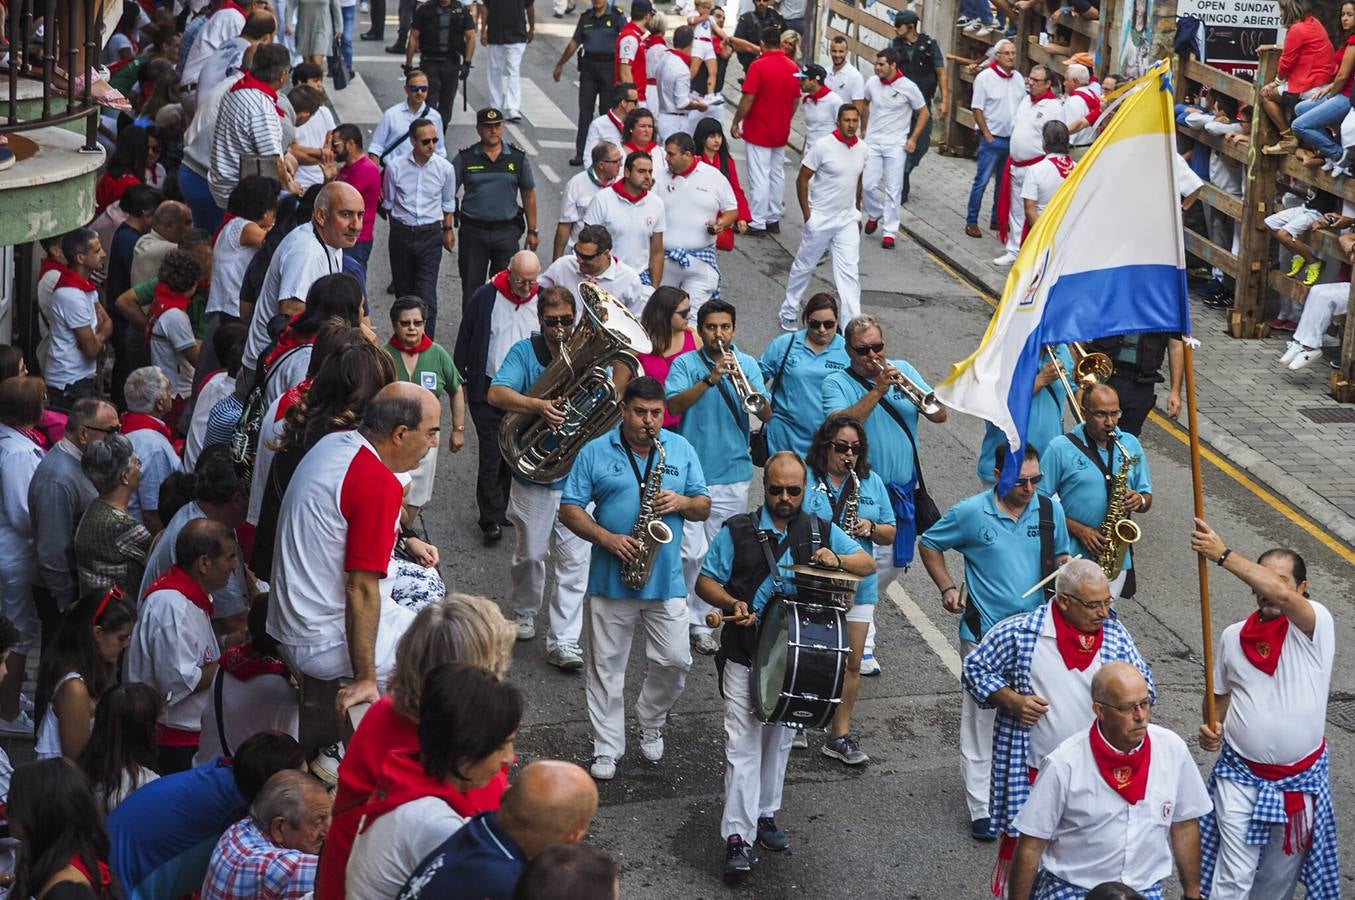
[703,374,717,387]
[453,425,466,432]
[527,228,539,235]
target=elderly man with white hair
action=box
[121,366,184,533]
[201,769,331,900]
[963,557,1155,893]
[1062,63,1099,157]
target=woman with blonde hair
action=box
[315,594,515,900]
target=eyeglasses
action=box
[1012,474,1043,487]
[575,247,603,261]
[603,156,624,164]
[830,441,861,454]
[1086,409,1122,419]
[850,342,885,355]
[94,585,124,624]
[673,306,691,318]
[86,424,121,435]
[418,138,438,146]
[408,85,430,92]
[542,315,576,327]
[807,319,838,331]
[1063,592,1114,612]
[1100,697,1153,715]
[398,319,425,328]
[766,484,803,497]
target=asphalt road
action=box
[342,20,1355,898]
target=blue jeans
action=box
[1292,94,1350,160]
[967,135,1009,227]
[340,5,356,70]
[179,165,225,232]
[960,0,997,22]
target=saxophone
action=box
[620,430,674,590]
[1096,435,1143,579]
[839,464,861,537]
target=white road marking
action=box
[519,77,575,130]
[507,123,538,155]
[538,139,576,149]
[886,582,963,681]
[539,164,561,184]
[329,72,385,123]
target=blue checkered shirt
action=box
[1199,741,1341,899]
[1034,870,1164,899]
[638,245,721,298]
[962,602,1155,839]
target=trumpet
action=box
[714,339,768,415]
[870,359,943,416]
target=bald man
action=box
[1009,663,1210,900]
[454,250,544,544]
[396,761,600,898]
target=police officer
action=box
[406,0,478,130]
[891,9,948,204]
[1086,332,1183,436]
[452,107,540,308]
[553,0,628,167]
[733,0,783,72]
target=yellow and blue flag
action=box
[935,58,1190,488]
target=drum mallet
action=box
[705,611,753,628]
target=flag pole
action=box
[1182,340,1217,726]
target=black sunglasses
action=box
[807,319,838,331]
[830,441,861,454]
[574,247,603,261]
[86,424,122,435]
[417,138,438,146]
[1012,474,1043,487]
[674,306,691,318]
[767,484,803,497]
[408,84,429,92]
[850,342,885,355]
[398,318,425,328]
[543,315,576,327]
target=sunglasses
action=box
[1013,474,1043,487]
[543,315,576,327]
[766,484,803,497]
[674,306,691,318]
[807,319,838,331]
[850,342,885,355]
[94,585,125,624]
[408,85,429,92]
[418,138,438,146]
[830,441,861,454]
[398,319,425,328]
[574,247,602,261]
[86,424,121,435]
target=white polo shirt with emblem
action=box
[863,73,927,149]
[584,185,667,274]
[656,161,738,251]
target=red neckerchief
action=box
[1238,609,1289,676]
[644,34,666,50]
[613,181,649,203]
[1071,86,1102,124]
[1049,154,1076,178]
[55,268,98,293]
[121,411,173,443]
[219,0,248,17]
[356,748,507,835]
[672,157,700,178]
[1030,89,1057,104]
[219,641,290,681]
[832,128,859,147]
[1049,601,1103,670]
[264,316,315,369]
[69,855,113,899]
[145,563,214,617]
[669,48,693,67]
[881,70,906,86]
[17,427,47,450]
[39,258,68,279]
[1088,723,1151,805]
[803,85,831,103]
[145,281,191,345]
[388,333,434,354]
[624,140,657,154]
[230,71,285,117]
[1243,740,1325,855]
[989,61,1016,79]
[607,109,626,132]
[491,269,539,308]
[276,379,310,422]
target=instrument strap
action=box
[621,430,657,491]
[846,368,934,499]
[820,476,852,527]
[698,349,749,434]
[1065,432,1115,500]
[1037,494,1056,599]
[766,334,796,404]
[755,513,822,596]
[529,333,553,367]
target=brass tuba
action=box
[498,282,652,484]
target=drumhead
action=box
[752,599,790,723]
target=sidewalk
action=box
[892,148,1355,546]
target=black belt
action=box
[392,220,443,232]
[459,215,519,229]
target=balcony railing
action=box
[3,0,101,150]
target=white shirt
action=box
[184,371,235,472]
[863,74,927,148]
[150,307,198,399]
[802,132,866,220]
[183,70,243,176]
[1216,603,1334,765]
[539,255,651,316]
[127,585,220,731]
[826,62,866,102]
[583,111,626,161]
[1174,152,1204,199]
[1014,724,1213,891]
[970,64,1025,138]
[247,391,290,526]
[244,223,342,370]
[1065,88,1095,147]
[656,161,738,251]
[195,35,248,100]
[644,41,669,88]
[181,4,245,84]
[36,266,61,371]
[801,88,845,148]
[382,153,458,225]
[486,292,539,377]
[47,283,99,389]
[294,106,338,190]
[1020,155,1073,220]
[1027,609,1101,762]
[346,797,468,899]
[368,101,447,163]
[206,216,258,317]
[559,169,609,248]
[655,50,695,116]
[195,663,299,765]
[0,424,43,567]
[584,186,666,274]
[264,346,312,408]
[1010,94,1065,162]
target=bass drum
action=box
[751,597,849,729]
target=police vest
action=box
[893,34,940,101]
[1089,332,1171,383]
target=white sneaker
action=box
[590,755,617,780]
[992,252,1017,266]
[779,315,799,333]
[859,653,881,677]
[1288,347,1322,370]
[976,23,997,36]
[639,727,665,761]
[691,631,719,656]
[1279,341,1303,365]
[547,643,585,671]
[0,710,33,736]
[515,615,536,641]
[791,730,809,749]
[963,18,983,32]
[310,743,344,788]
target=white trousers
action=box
[406,443,438,508]
[721,660,795,843]
[745,143,787,229]
[660,256,720,311]
[683,481,751,633]
[864,544,899,656]
[657,111,692,141]
[960,639,995,820]
[585,596,692,759]
[1006,165,1033,254]
[862,145,904,238]
[0,559,38,655]
[487,42,527,115]
[1296,282,1348,349]
[282,600,416,686]
[781,213,862,326]
[1209,776,1309,900]
[505,482,591,651]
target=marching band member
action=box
[802,415,895,765]
[487,287,593,671]
[665,300,772,656]
[656,132,740,315]
[1007,663,1211,900]
[977,344,1072,486]
[695,451,872,877]
[1191,521,1340,900]
[759,293,850,459]
[920,445,1071,841]
[538,224,651,316]
[963,558,1153,894]
[1038,383,1153,598]
[559,376,711,782]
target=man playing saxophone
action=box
[1038,383,1154,599]
[560,376,711,783]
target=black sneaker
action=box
[766,221,780,234]
[756,816,789,851]
[359,31,383,40]
[568,156,584,167]
[724,835,754,876]
[971,817,996,842]
[482,523,502,545]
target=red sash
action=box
[1243,740,1325,855]
[1089,724,1150,805]
[1238,609,1288,675]
[993,767,1042,896]
[995,154,1047,245]
[491,270,539,308]
[144,563,214,617]
[145,281,191,345]
[1050,601,1103,670]
[155,723,201,746]
[388,334,434,354]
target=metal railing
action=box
[3,0,101,150]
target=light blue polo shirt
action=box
[491,336,562,490]
[701,507,863,613]
[976,344,1074,482]
[919,490,1072,642]
[802,470,895,605]
[561,427,708,601]
[666,345,768,487]
[821,359,932,487]
[1038,423,1151,572]
[759,330,850,458]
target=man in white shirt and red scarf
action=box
[994,65,1063,267]
[963,558,1154,896]
[1008,662,1212,900]
[1191,519,1340,900]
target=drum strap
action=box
[1037,494,1056,600]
